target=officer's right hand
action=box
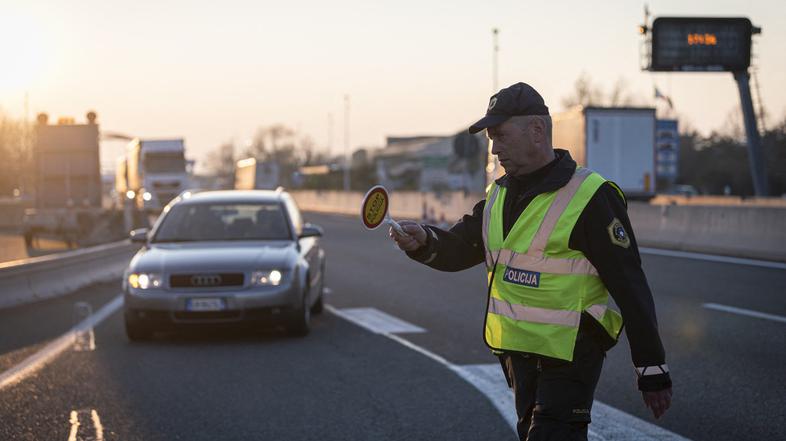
[389,220,427,251]
[642,387,672,419]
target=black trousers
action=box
[500,332,605,441]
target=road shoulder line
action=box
[640,247,786,270]
[0,295,123,390]
[703,303,786,324]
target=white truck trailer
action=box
[552,106,656,199]
[234,158,280,190]
[126,139,189,212]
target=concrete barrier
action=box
[627,202,786,262]
[291,190,480,225]
[650,194,786,207]
[0,240,139,309]
[291,190,786,262]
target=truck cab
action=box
[127,139,189,212]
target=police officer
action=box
[390,82,672,441]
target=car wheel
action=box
[287,293,311,337]
[310,270,324,315]
[125,313,153,341]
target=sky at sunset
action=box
[1,0,784,173]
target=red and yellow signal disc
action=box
[361,185,389,229]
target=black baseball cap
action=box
[469,82,549,134]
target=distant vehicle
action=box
[122,189,325,340]
[668,184,699,197]
[234,158,280,190]
[125,139,189,212]
[23,112,116,247]
[552,106,657,200]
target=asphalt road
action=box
[1,212,784,440]
[308,212,786,441]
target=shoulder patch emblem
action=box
[488,97,498,111]
[607,218,630,249]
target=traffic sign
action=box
[361,185,408,236]
[650,17,753,72]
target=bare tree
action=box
[242,124,317,187]
[561,74,641,109]
[716,107,745,142]
[608,78,636,107]
[0,113,32,196]
[204,141,236,189]
[561,72,604,108]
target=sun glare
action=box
[0,12,48,92]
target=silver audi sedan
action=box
[122,189,325,340]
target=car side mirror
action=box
[299,223,323,239]
[130,228,150,243]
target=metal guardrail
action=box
[0,240,140,309]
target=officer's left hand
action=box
[642,388,672,419]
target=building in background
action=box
[375,132,487,194]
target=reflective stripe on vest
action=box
[489,297,581,327]
[482,166,623,360]
[482,184,502,268]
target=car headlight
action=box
[251,270,283,286]
[142,191,153,201]
[128,273,163,289]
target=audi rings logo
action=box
[190,274,222,286]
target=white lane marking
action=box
[590,402,690,441]
[640,247,786,270]
[703,303,786,324]
[91,409,105,441]
[328,304,691,441]
[324,287,333,296]
[0,295,123,390]
[67,410,80,441]
[334,307,426,334]
[448,363,517,431]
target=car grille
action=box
[169,273,245,288]
[173,311,242,321]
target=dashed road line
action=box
[67,410,80,441]
[335,307,426,334]
[91,409,105,441]
[703,303,786,324]
[67,409,105,441]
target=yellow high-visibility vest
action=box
[482,166,623,361]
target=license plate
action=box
[186,298,226,312]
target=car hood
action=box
[129,241,297,273]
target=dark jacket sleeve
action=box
[571,183,672,392]
[405,200,487,272]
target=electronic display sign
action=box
[651,17,752,72]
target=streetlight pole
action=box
[327,112,334,155]
[343,94,351,192]
[492,28,499,93]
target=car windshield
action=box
[144,153,186,174]
[152,203,291,242]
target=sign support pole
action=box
[733,70,769,196]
